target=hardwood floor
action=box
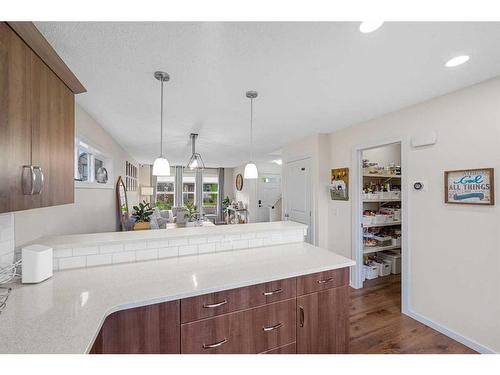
[349,274,476,354]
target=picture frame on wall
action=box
[444,168,495,205]
[330,167,349,201]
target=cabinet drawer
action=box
[181,299,296,354]
[297,268,348,295]
[261,342,296,354]
[181,277,296,323]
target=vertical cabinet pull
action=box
[202,338,228,349]
[22,165,44,195]
[203,300,228,308]
[299,306,305,327]
[33,166,44,194]
[22,165,36,195]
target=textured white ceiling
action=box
[36,22,500,167]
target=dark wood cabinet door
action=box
[0,22,75,213]
[297,286,349,354]
[0,22,37,213]
[30,46,74,208]
[95,301,180,354]
[181,299,296,354]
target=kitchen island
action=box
[0,222,354,354]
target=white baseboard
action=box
[404,308,496,354]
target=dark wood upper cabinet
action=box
[297,286,350,354]
[0,22,77,213]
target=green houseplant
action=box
[131,200,153,230]
[184,201,198,223]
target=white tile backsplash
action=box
[86,254,113,267]
[53,248,73,258]
[112,251,136,264]
[0,213,14,266]
[72,246,99,256]
[158,246,179,259]
[135,248,158,261]
[38,227,305,272]
[178,245,198,256]
[100,244,124,254]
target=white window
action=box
[74,138,113,189]
[156,173,175,209]
[182,169,196,206]
[202,169,219,215]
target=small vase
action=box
[134,221,150,231]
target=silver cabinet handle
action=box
[202,338,228,349]
[33,166,44,194]
[22,165,35,195]
[299,306,305,327]
[203,299,227,308]
[317,277,334,284]
[263,322,283,332]
[263,288,283,296]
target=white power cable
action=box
[0,259,22,284]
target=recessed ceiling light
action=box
[445,55,470,68]
[359,21,384,33]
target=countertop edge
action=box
[84,259,355,354]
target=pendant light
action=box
[186,133,205,170]
[244,90,258,179]
[152,71,171,176]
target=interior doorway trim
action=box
[350,136,410,315]
[283,156,315,245]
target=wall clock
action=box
[235,173,244,191]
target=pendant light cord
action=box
[160,79,164,157]
[250,97,254,161]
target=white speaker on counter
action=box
[22,244,53,284]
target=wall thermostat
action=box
[413,181,428,191]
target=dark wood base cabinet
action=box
[90,267,349,354]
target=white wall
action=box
[281,134,330,247]
[283,76,500,352]
[363,143,401,167]
[14,104,138,247]
[231,162,282,223]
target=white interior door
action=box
[285,158,312,243]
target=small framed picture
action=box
[444,168,495,205]
[330,168,349,201]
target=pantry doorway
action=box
[351,139,409,314]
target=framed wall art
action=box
[444,168,494,205]
[330,167,349,201]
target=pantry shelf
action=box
[363,244,401,255]
[363,174,401,179]
[363,198,401,203]
[363,221,402,228]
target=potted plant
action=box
[184,201,198,227]
[131,200,153,230]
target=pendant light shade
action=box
[186,133,205,170]
[152,157,170,176]
[244,162,258,179]
[152,71,171,176]
[244,90,258,179]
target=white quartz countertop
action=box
[0,242,354,354]
[34,221,307,248]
